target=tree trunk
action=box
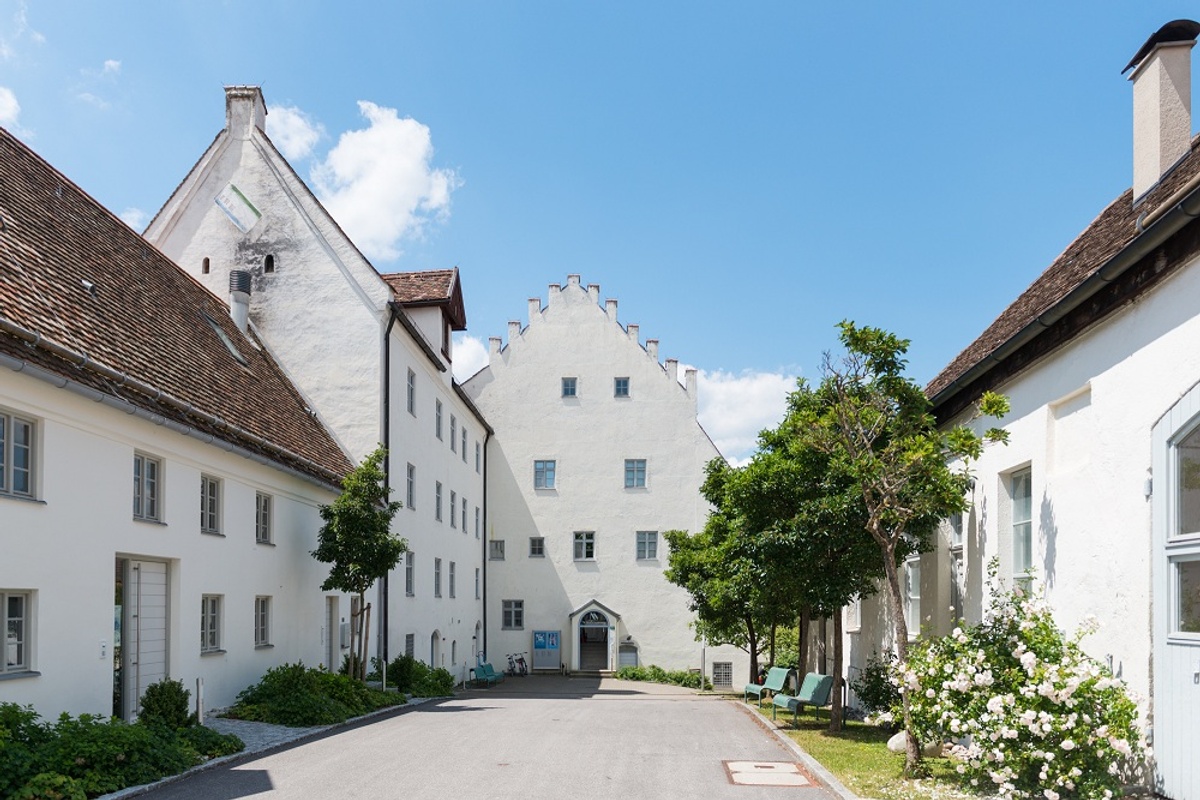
[798,607,810,672]
[769,620,777,668]
[880,540,920,775]
[360,603,371,681]
[829,609,844,732]
[746,616,760,683]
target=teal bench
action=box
[772,672,835,725]
[744,666,792,707]
[472,662,504,687]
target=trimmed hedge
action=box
[615,664,711,690]
[226,662,406,726]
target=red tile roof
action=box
[0,127,352,485]
[382,268,467,330]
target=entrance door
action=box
[115,559,168,720]
[1153,398,1200,799]
[579,611,609,671]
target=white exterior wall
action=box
[0,367,345,718]
[464,276,747,684]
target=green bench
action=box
[772,672,835,726]
[744,666,792,707]
[471,662,504,687]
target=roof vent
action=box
[229,269,252,334]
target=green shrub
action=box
[39,714,196,796]
[10,772,86,800]
[381,654,424,692]
[849,652,900,726]
[227,662,405,727]
[615,664,711,690]
[138,678,196,730]
[411,667,455,697]
[176,726,245,760]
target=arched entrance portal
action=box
[578,610,609,671]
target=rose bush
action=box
[886,566,1147,798]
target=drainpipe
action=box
[380,305,400,684]
[482,430,490,661]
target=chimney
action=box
[1127,21,1200,199]
[666,358,678,384]
[567,274,581,287]
[587,283,600,302]
[489,336,502,356]
[528,297,541,322]
[627,323,639,343]
[547,283,561,305]
[229,270,252,333]
[646,339,659,361]
[508,320,522,340]
[685,368,698,398]
[606,299,618,320]
[225,86,267,141]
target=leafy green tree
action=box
[791,322,1007,768]
[311,446,405,681]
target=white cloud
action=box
[0,86,19,127]
[452,334,489,383]
[119,207,148,231]
[692,367,799,466]
[267,104,324,161]
[102,59,120,75]
[76,92,109,110]
[311,101,459,263]
[1,1,41,61]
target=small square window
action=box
[133,453,161,521]
[624,459,647,488]
[614,377,630,398]
[574,531,595,561]
[254,596,271,647]
[562,377,577,397]
[530,537,545,557]
[256,492,273,544]
[201,594,222,653]
[1177,558,1200,634]
[502,599,524,630]
[490,540,506,560]
[636,531,658,560]
[534,460,556,489]
[200,475,222,534]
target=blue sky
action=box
[2,2,1197,462]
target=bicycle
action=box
[506,652,528,677]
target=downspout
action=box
[482,430,490,661]
[380,306,400,681]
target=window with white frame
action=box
[1011,468,1033,588]
[200,475,222,534]
[405,551,415,596]
[450,490,457,527]
[904,556,921,637]
[475,506,480,539]
[256,492,272,544]
[2,591,30,674]
[254,596,271,647]
[406,463,416,510]
[624,459,646,488]
[461,427,468,462]
[200,594,222,653]
[574,531,595,561]
[475,442,481,473]
[407,369,416,415]
[435,482,443,521]
[502,600,524,629]
[614,377,630,397]
[0,410,35,498]
[434,558,442,597]
[133,453,161,521]
[405,633,415,658]
[1177,557,1200,634]
[489,540,505,560]
[435,400,443,440]
[449,561,456,598]
[530,536,545,557]
[845,597,861,632]
[450,415,457,452]
[461,497,468,533]
[534,460,556,489]
[636,531,658,560]
[562,377,577,397]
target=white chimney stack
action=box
[225,86,267,141]
[528,298,541,322]
[605,299,618,320]
[229,270,251,334]
[1127,21,1200,200]
[489,336,502,356]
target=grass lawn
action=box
[751,707,982,800]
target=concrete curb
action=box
[732,700,860,800]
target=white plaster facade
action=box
[144,88,486,685]
[463,275,748,686]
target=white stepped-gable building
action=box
[144,87,488,685]
[463,275,748,686]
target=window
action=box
[200,475,221,534]
[451,415,457,452]
[133,454,161,521]
[614,377,629,397]
[530,537,545,557]
[405,552,415,596]
[2,591,29,674]
[202,257,210,275]
[462,497,468,533]
[574,531,595,561]
[712,662,733,689]
[904,557,921,637]
[534,460,556,489]
[624,459,647,488]
[462,427,468,462]
[255,492,272,544]
[845,598,861,632]
[435,400,443,440]
[200,595,222,653]
[475,442,481,473]
[1011,469,1033,587]
[435,482,443,521]
[449,562,456,598]
[562,377,577,397]
[489,540,505,560]
[406,463,416,510]
[405,633,415,658]
[1177,558,1200,633]
[451,640,457,665]
[254,596,271,647]
[475,506,480,539]
[948,512,964,622]
[450,491,457,527]
[636,531,658,560]
[0,410,35,498]
[502,600,524,630]
[407,369,416,416]
[264,254,275,273]
[434,558,442,597]
[475,568,480,599]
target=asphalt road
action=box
[132,676,839,800]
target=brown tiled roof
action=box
[0,127,352,485]
[382,268,467,330]
[927,136,1200,405]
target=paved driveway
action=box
[133,676,840,800]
